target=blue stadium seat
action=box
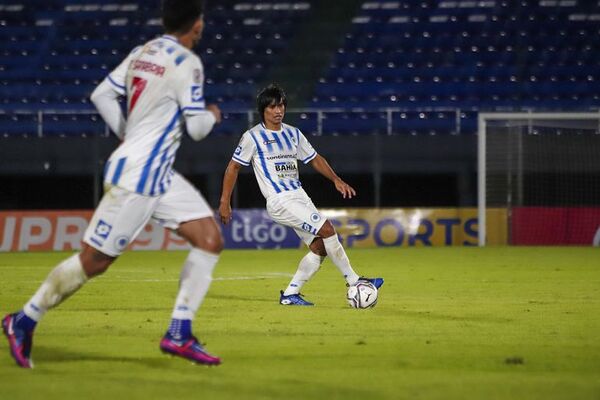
[0,0,313,125]
[2,0,600,136]
[313,0,600,123]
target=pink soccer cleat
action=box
[159,334,221,366]
[2,314,34,369]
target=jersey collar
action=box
[261,122,284,132]
[162,34,179,44]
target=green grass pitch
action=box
[1,247,599,400]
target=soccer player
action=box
[218,84,384,306]
[3,0,223,368]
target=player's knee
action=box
[82,258,114,277]
[317,220,336,238]
[88,262,111,277]
[207,233,224,254]
[312,247,327,257]
[80,245,116,277]
[310,238,327,257]
[194,232,224,254]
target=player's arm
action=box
[218,160,243,224]
[90,78,126,139]
[91,47,142,139]
[177,57,221,141]
[309,154,356,199]
[185,105,221,141]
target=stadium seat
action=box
[311,0,600,132]
[2,0,600,136]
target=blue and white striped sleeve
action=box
[296,128,317,164]
[232,132,255,166]
[176,56,208,116]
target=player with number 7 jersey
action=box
[3,0,225,369]
[95,32,215,196]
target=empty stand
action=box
[0,1,313,117]
[312,0,600,127]
[1,0,599,136]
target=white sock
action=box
[171,248,219,320]
[283,252,324,296]
[322,235,360,285]
[23,253,88,322]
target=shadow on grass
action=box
[34,346,171,369]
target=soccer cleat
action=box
[279,290,314,306]
[358,277,384,289]
[2,314,34,369]
[159,334,221,366]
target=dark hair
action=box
[162,0,204,34]
[257,84,287,122]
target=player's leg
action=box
[3,186,157,368]
[167,217,222,339]
[152,172,222,365]
[21,244,114,322]
[2,247,105,369]
[270,190,362,286]
[316,220,359,285]
[267,191,328,305]
[317,220,384,289]
[280,239,325,305]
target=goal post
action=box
[478,112,600,246]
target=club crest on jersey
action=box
[115,236,130,251]
[94,220,112,240]
[191,85,203,102]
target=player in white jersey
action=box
[219,84,384,306]
[3,0,223,368]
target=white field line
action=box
[0,266,155,274]
[2,269,292,283]
[99,272,293,283]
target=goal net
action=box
[478,112,600,246]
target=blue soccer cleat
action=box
[279,290,314,306]
[358,277,384,289]
[2,313,34,369]
[160,334,221,366]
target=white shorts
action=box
[266,188,326,246]
[83,172,213,256]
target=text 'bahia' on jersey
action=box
[232,122,317,199]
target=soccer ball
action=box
[347,281,378,309]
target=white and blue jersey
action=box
[100,35,210,196]
[232,122,317,199]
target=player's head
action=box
[162,0,205,45]
[257,84,287,124]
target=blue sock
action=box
[167,319,191,340]
[14,311,37,332]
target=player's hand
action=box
[207,104,222,124]
[219,202,232,225]
[334,178,356,199]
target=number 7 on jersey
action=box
[129,76,147,112]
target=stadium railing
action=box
[0,107,477,137]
